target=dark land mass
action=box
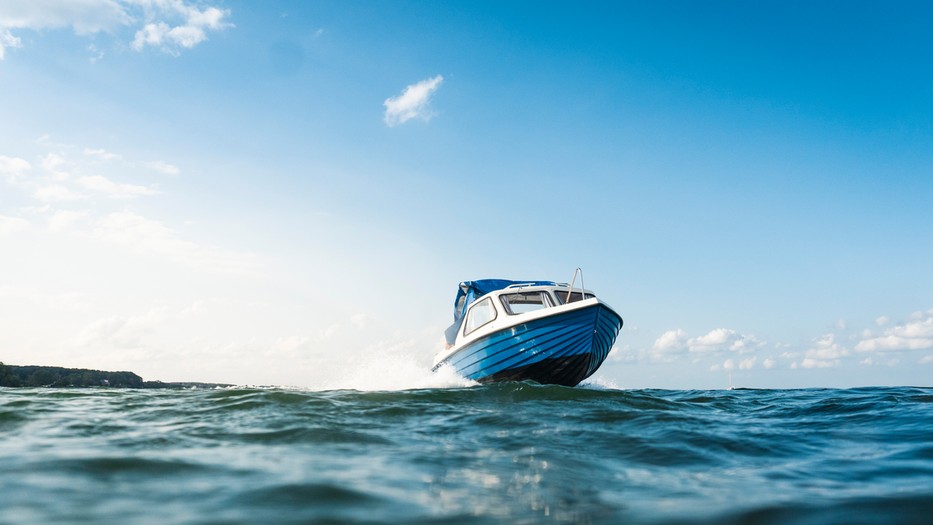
[0,363,232,389]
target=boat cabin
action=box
[445,280,595,347]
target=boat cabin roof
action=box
[444,279,597,347]
[452,279,557,324]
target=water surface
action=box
[1,385,931,524]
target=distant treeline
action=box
[0,363,231,389]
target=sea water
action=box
[1,384,931,524]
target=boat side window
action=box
[553,291,594,304]
[500,292,553,315]
[463,297,497,336]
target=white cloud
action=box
[4,144,162,201]
[691,328,736,352]
[710,357,756,372]
[35,184,83,202]
[75,306,170,350]
[0,0,132,35]
[146,160,180,176]
[3,140,255,276]
[83,147,121,161]
[77,174,159,198]
[688,328,762,354]
[806,333,848,360]
[0,28,22,59]
[651,329,688,354]
[712,356,758,372]
[855,309,933,353]
[650,327,762,362]
[0,214,29,236]
[920,355,933,365]
[762,357,775,369]
[649,329,690,362]
[93,211,257,274]
[0,284,92,313]
[800,357,838,369]
[384,75,444,126]
[40,153,70,180]
[0,155,30,183]
[47,209,89,233]
[0,0,230,59]
[131,3,231,54]
[795,333,849,368]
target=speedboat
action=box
[432,271,623,386]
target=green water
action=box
[2,384,932,524]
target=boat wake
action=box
[298,347,476,392]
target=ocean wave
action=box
[1,385,931,524]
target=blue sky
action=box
[1,1,931,389]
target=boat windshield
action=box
[553,290,594,304]
[500,291,554,315]
[463,297,497,335]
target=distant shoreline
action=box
[0,363,232,389]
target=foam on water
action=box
[312,358,475,392]
[286,341,476,392]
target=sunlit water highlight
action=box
[2,384,931,524]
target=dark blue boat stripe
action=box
[456,326,596,378]
[494,329,593,374]
[450,320,585,372]
[448,307,599,369]
[458,322,594,378]
[449,307,598,367]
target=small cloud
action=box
[649,327,762,363]
[0,214,29,236]
[93,211,257,274]
[0,155,31,183]
[855,309,933,353]
[77,174,159,198]
[805,333,848,360]
[0,28,22,59]
[688,328,761,354]
[801,357,839,369]
[40,153,69,180]
[87,43,104,63]
[35,184,83,202]
[384,75,444,127]
[83,148,121,161]
[75,306,171,351]
[131,5,231,54]
[875,316,890,327]
[146,160,180,176]
[4,142,166,202]
[714,357,757,371]
[762,357,775,369]
[920,355,933,365]
[790,333,849,368]
[650,329,688,359]
[47,209,88,233]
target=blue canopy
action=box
[445,279,556,345]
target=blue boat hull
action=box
[435,303,623,387]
